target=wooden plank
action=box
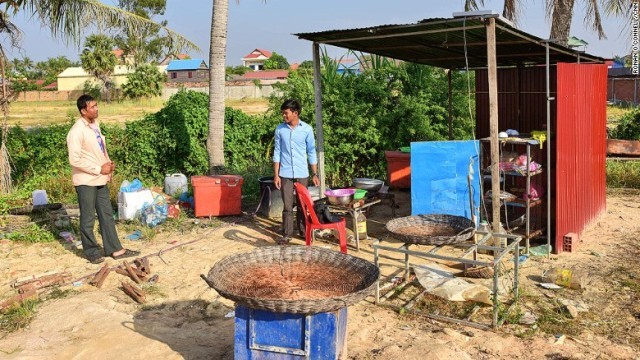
[486,18,501,232]
[607,139,640,156]
[313,42,326,196]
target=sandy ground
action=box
[1,190,639,359]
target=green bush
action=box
[122,64,165,99]
[610,109,640,140]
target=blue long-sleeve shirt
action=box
[273,120,317,179]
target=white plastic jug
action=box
[32,190,48,206]
[164,173,188,197]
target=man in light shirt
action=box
[273,99,320,244]
[67,95,139,264]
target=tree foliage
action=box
[270,50,474,186]
[80,34,117,102]
[264,52,289,70]
[114,0,173,65]
[225,65,251,80]
[122,64,165,99]
[610,109,640,140]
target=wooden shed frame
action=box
[296,13,608,253]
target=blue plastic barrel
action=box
[234,305,347,359]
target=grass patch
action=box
[7,97,269,127]
[414,293,484,321]
[4,223,56,243]
[607,104,633,126]
[7,98,166,127]
[607,160,640,188]
[142,284,166,298]
[529,298,581,337]
[0,298,41,333]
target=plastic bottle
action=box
[476,221,490,254]
[542,267,584,289]
[356,212,367,239]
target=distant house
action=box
[159,53,190,66]
[237,70,288,82]
[57,65,136,91]
[166,59,208,83]
[42,81,57,90]
[337,58,361,76]
[57,65,166,91]
[112,49,135,66]
[242,49,272,71]
[608,67,640,105]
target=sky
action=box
[5,0,632,66]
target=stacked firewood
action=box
[0,271,72,312]
[114,258,159,304]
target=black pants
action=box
[75,185,122,257]
[280,177,308,237]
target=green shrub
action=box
[610,109,640,140]
[122,64,165,99]
[607,160,640,188]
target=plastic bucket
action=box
[257,176,283,219]
[164,173,188,197]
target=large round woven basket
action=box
[386,214,476,246]
[204,246,379,314]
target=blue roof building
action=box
[166,59,209,83]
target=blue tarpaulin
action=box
[410,141,481,221]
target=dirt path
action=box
[1,190,639,359]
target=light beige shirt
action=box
[66,117,111,186]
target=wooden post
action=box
[486,18,501,233]
[448,69,453,140]
[312,42,326,195]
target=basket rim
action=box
[205,246,379,314]
[386,214,476,246]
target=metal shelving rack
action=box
[373,231,523,329]
[480,138,546,254]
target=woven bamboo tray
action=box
[386,214,476,245]
[203,246,379,314]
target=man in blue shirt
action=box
[273,99,319,244]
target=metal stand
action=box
[329,199,380,251]
[373,230,522,328]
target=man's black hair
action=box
[77,94,95,113]
[280,99,301,115]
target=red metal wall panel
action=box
[476,66,556,243]
[555,63,607,252]
[475,66,557,138]
[476,64,606,252]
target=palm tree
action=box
[80,34,117,103]
[547,0,631,46]
[0,0,198,193]
[207,0,228,173]
[465,0,630,45]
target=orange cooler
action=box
[191,175,243,217]
[384,151,411,189]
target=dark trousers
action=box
[281,177,308,237]
[75,185,122,257]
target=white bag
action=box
[118,189,154,221]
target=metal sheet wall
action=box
[475,66,557,138]
[555,63,607,251]
[475,64,607,252]
[475,67,556,246]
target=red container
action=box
[191,175,243,217]
[385,151,411,189]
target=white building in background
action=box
[57,65,167,91]
[241,49,272,71]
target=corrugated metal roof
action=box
[166,59,207,71]
[295,16,605,69]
